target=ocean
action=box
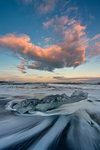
[0,82,100,150]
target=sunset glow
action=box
[0,0,100,82]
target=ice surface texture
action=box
[11,90,88,113]
[0,88,100,150]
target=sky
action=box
[0,0,100,82]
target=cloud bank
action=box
[0,16,99,73]
[0,19,87,72]
[53,76,100,82]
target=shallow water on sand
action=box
[0,82,100,150]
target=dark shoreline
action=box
[0,81,100,85]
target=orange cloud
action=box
[17,65,26,74]
[0,19,88,73]
[53,76,100,82]
[0,33,86,72]
[8,66,12,69]
[1,16,94,73]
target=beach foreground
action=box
[0,82,100,150]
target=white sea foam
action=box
[0,83,100,150]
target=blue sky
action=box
[0,0,100,82]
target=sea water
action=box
[0,82,100,150]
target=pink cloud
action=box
[43,16,85,39]
[0,25,87,73]
[43,18,54,28]
[22,0,58,14]
[17,65,26,74]
[86,34,100,58]
[91,34,100,41]
[43,16,68,35]
[8,66,12,69]
[1,16,99,73]
[45,38,53,43]
[87,42,100,58]
[37,0,58,14]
